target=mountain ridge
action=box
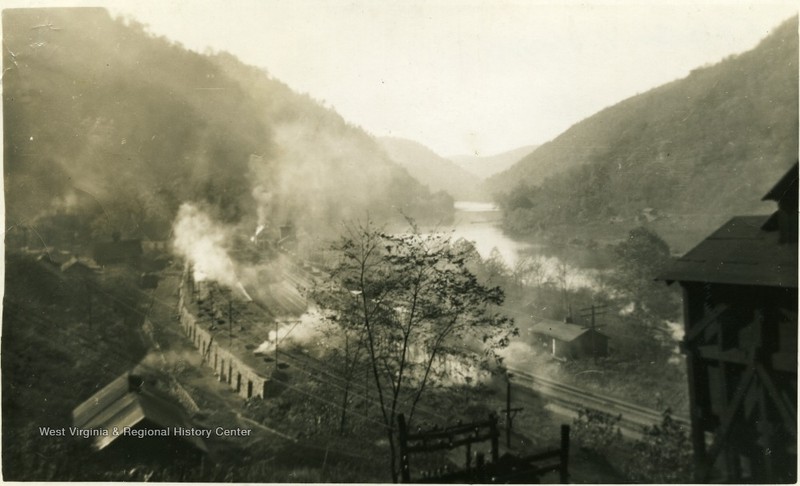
[3,8,452,244]
[378,137,488,201]
[487,15,798,248]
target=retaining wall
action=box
[178,271,269,400]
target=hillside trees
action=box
[320,220,517,482]
[3,8,454,249]
[491,16,798,242]
[607,226,678,323]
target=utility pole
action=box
[589,303,596,358]
[579,303,608,330]
[86,281,92,330]
[273,317,302,373]
[187,264,195,302]
[504,374,523,448]
[228,299,233,347]
[579,304,608,361]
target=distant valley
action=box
[380,138,540,202]
[379,137,489,201]
[450,145,538,180]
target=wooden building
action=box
[72,373,207,462]
[531,318,609,360]
[60,257,99,278]
[659,163,797,482]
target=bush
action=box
[571,408,623,453]
[625,409,693,483]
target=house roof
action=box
[763,162,798,206]
[36,252,71,267]
[658,215,797,288]
[60,257,100,273]
[72,373,206,452]
[530,319,605,342]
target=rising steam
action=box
[172,203,237,287]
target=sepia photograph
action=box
[2,0,797,482]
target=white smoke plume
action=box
[172,203,237,287]
[247,121,399,239]
[254,309,326,354]
[250,224,265,244]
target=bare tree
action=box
[323,219,517,482]
[555,260,572,318]
[482,247,511,287]
[314,283,368,435]
[512,255,547,288]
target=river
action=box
[447,201,603,291]
[450,201,531,267]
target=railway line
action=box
[187,265,691,441]
[508,368,690,438]
[278,345,691,441]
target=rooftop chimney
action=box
[128,374,144,393]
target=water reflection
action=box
[450,212,532,268]
[447,201,603,291]
[453,201,501,213]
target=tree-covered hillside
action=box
[378,137,488,201]
[3,8,452,245]
[488,16,798,248]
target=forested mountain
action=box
[378,137,488,201]
[488,16,798,248]
[3,8,452,245]
[450,145,537,180]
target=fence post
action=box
[476,452,486,483]
[559,424,570,483]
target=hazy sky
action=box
[6,0,798,156]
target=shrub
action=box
[625,409,693,483]
[571,408,623,453]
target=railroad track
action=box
[265,317,690,439]
[508,368,690,437]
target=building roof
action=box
[530,318,605,342]
[60,257,100,273]
[72,373,206,452]
[36,252,72,267]
[659,215,797,288]
[763,162,798,206]
[661,162,797,287]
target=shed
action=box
[658,162,797,483]
[36,252,63,268]
[72,373,207,461]
[530,318,609,359]
[60,257,99,277]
